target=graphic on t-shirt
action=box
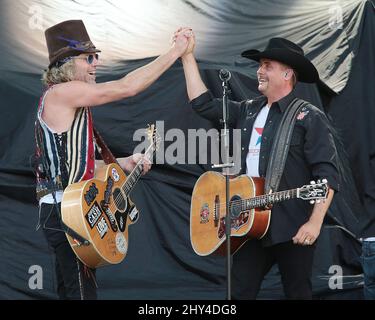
[246,105,270,177]
[254,128,263,146]
[247,128,263,157]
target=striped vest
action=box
[35,86,95,198]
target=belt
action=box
[36,177,64,201]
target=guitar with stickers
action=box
[61,125,160,268]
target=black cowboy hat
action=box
[241,38,319,83]
[45,20,101,68]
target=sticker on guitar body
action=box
[111,168,120,182]
[96,216,109,239]
[115,233,128,254]
[200,204,209,224]
[84,183,99,206]
[85,202,103,229]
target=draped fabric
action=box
[0,0,374,299]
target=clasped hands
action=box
[171,27,195,57]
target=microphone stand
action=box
[212,71,234,300]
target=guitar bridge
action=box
[214,195,220,227]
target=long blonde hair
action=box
[42,59,76,86]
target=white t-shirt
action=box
[246,105,270,177]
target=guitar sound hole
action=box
[112,188,127,211]
[230,195,242,218]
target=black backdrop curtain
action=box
[0,0,374,299]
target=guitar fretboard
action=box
[122,142,155,196]
[235,189,299,211]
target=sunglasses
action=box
[72,53,99,64]
[55,54,99,68]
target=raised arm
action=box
[179,30,243,128]
[180,31,208,101]
[42,30,191,132]
[51,35,190,108]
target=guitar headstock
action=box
[298,179,329,204]
[146,124,161,153]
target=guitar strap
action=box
[264,98,309,194]
[93,127,119,165]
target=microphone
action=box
[219,69,231,82]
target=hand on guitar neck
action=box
[96,154,151,174]
[117,153,152,175]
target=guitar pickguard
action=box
[217,211,250,239]
[113,196,138,232]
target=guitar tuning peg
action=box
[322,179,327,183]
[316,200,321,204]
[310,180,316,185]
[310,200,315,204]
[317,179,321,183]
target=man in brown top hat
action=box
[35,20,193,299]
[180,35,339,299]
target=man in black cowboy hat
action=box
[180,35,339,299]
[35,20,193,300]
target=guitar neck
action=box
[242,188,299,210]
[121,144,155,196]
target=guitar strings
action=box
[212,185,324,210]
[91,132,158,231]
[110,140,157,212]
[211,189,299,210]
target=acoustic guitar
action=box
[190,171,328,256]
[61,125,159,268]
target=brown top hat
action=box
[241,38,319,83]
[45,20,101,68]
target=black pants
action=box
[39,202,97,300]
[231,239,316,300]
